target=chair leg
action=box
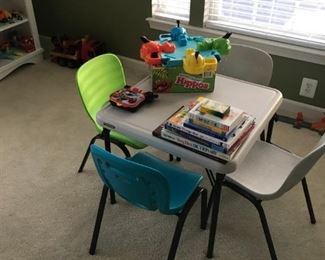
[167,188,205,260]
[301,177,316,224]
[207,174,225,259]
[102,129,118,205]
[89,185,109,255]
[201,189,208,230]
[111,139,131,158]
[255,202,277,260]
[169,154,181,162]
[78,134,102,173]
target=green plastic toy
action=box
[197,32,232,56]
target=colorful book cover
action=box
[188,97,245,132]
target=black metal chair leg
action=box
[169,154,181,162]
[201,189,208,230]
[207,174,225,258]
[255,202,277,260]
[111,140,131,158]
[301,178,316,224]
[102,129,118,205]
[167,214,188,260]
[89,185,109,255]
[109,189,116,204]
[168,188,205,260]
[78,134,102,173]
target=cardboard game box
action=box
[152,65,216,93]
[140,20,231,93]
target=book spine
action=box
[190,118,229,135]
[228,123,254,152]
[165,121,228,147]
[184,120,234,141]
[164,125,226,152]
[161,128,231,161]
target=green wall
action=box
[32,0,324,108]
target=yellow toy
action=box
[183,48,217,75]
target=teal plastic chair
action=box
[76,53,146,172]
[89,144,207,260]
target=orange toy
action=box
[311,114,325,134]
[140,36,175,66]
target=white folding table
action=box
[96,75,283,258]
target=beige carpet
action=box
[0,60,324,260]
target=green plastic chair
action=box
[76,53,146,172]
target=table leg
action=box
[207,173,225,258]
[266,114,278,143]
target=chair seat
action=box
[226,141,301,200]
[130,152,203,214]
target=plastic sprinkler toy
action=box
[139,36,175,66]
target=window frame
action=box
[148,0,325,65]
[151,0,191,24]
[204,0,325,51]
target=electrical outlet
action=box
[299,77,318,98]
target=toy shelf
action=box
[0,48,42,79]
[0,0,43,80]
[0,18,28,33]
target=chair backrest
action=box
[76,53,126,132]
[90,144,171,214]
[278,134,325,195]
[218,44,273,86]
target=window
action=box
[152,0,191,22]
[205,0,325,50]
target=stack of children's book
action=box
[153,97,255,162]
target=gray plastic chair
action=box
[218,44,274,86]
[220,134,325,259]
[218,43,275,142]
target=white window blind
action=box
[205,0,325,50]
[152,0,191,22]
